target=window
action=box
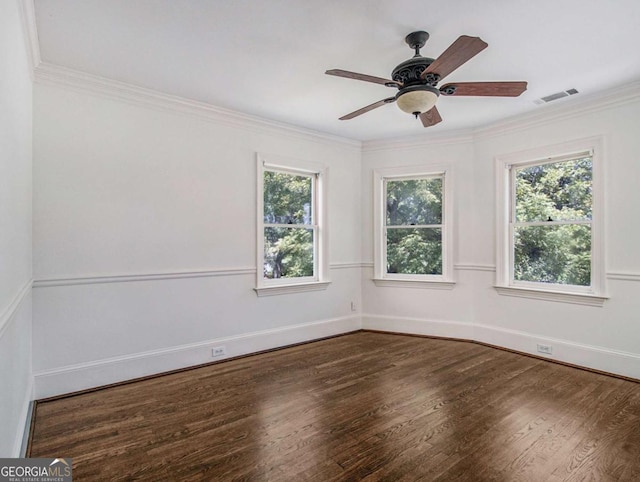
[496,138,606,305]
[373,165,454,288]
[255,154,329,296]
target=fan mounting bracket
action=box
[405,31,429,55]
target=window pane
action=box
[263,227,314,279]
[387,228,442,275]
[263,171,312,224]
[515,158,592,222]
[386,178,442,226]
[514,224,591,286]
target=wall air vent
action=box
[533,88,579,105]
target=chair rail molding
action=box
[33,268,257,288]
[0,279,32,339]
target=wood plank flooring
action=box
[29,332,640,481]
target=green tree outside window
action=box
[385,177,443,275]
[513,157,592,286]
[263,171,314,279]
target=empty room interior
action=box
[2,0,640,480]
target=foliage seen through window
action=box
[385,177,443,275]
[263,171,314,280]
[513,157,592,286]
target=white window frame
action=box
[495,137,607,306]
[255,153,330,297]
[373,164,455,289]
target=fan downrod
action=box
[405,31,429,56]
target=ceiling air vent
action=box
[533,88,579,105]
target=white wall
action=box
[471,97,640,375]
[360,138,478,337]
[0,0,33,457]
[32,82,363,397]
[361,91,640,379]
[27,45,640,403]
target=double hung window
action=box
[511,155,593,287]
[373,165,454,288]
[496,138,605,305]
[256,154,329,296]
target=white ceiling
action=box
[34,0,640,141]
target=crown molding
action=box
[361,80,640,152]
[17,0,41,79]
[33,62,361,151]
[362,130,474,153]
[474,80,640,141]
[22,0,640,152]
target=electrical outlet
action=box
[350,301,357,312]
[212,346,226,357]
[537,343,553,355]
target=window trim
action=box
[373,163,455,287]
[495,137,607,305]
[255,153,329,296]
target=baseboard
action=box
[362,314,475,340]
[473,323,640,381]
[33,312,639,399]
[362,313,640,381]
[34,315,361,399]
[13,378,33,457]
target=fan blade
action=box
[440,81,527,97]
[326,69,402,88]
[421,36,488,80]
[419,106,442,127]
[339,97,396,120]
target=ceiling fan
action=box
[326,31,528,127]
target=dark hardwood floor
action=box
[29,332,640,481]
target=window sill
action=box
[494,285,607,307]
[254,281,331,297]
[372,278,455,290]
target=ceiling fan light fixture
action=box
[396,86,439,116]
[327,31,527,127]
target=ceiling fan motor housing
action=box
[392,56,437,86]
[391,31,442,116]
[393,57,441,116]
